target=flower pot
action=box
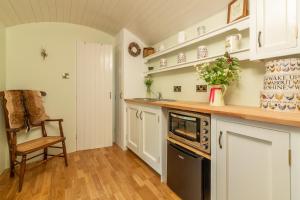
[209,85,226,106]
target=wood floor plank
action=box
[0,145,179,200]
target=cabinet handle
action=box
[120,92,123,99]
[139,111,143,120]
[258,31,262,47]
[136,110,139,119]
[219,131,223,149]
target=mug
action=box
[178,31,186,44]
[160,58,167,67]
[177,52,186,64]
[159,44,165,51]
[225,34,242,52]
[197,46,208,59]
[197,26,206,36]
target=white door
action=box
[252,0,298,59]
[76,42,113,150]
[216,120,290,200]
[140,106,161,173]
[126,105,140,154]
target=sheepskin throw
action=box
[3,90,49,130]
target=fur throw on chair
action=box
[3,90,49,130]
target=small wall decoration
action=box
[128,42,141,57]
[227,0,249,23]
[41,48,48,60]
[143,47,155,57]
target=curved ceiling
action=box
[0,0,228,44]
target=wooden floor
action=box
[0,145,180,200]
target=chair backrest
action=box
[0,90,47,132]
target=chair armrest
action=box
[45,119,63,122]
[43,119,65,137]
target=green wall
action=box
[0,25,6,173]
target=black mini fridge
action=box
[167,142,210,200]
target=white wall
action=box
[151,61,265,106]
[149,10,266,107]
[0,25,7,174]
[3,23,114,169]
[122,29,148,99]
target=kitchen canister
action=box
[225,34,242,53]
[197,26,206,36]
[160,58,167,67]
[177,52,186,64]
[197,46,208,59]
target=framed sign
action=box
[227,0,249,23]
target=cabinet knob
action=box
[202,121,209,126]
[203,144,209,149]
[202,129,208,134]
[202,136,209,142]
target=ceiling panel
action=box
[0,0,228,44]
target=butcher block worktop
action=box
[125,99,300,128]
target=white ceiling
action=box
[0,0,228,44]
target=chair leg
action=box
[9,153,15,178]
[43,148,48,160]
[19,155,27,192]
[62,141,68,167]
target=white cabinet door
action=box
[126,105,140,154]
[251,0,298,59]
[140,106,161,173]
[216,120,290,200]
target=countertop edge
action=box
[125,99,300,128]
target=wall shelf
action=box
[144,16,250,62]
[144,48,250,76]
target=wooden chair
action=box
[0,91,68,192]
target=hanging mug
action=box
[225,34,242,53]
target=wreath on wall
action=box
[128,42,141,57]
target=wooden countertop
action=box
[125,99,300,128]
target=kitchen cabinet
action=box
[126,103,162,173]
[126,105,140,155]
[250,0,299,59]
[216,119,291,200]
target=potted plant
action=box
[144,76,153,95]
[196,52,240,106]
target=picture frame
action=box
[143,47,155,58]
[227,0,249,24]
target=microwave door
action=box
[170,113,198,141]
